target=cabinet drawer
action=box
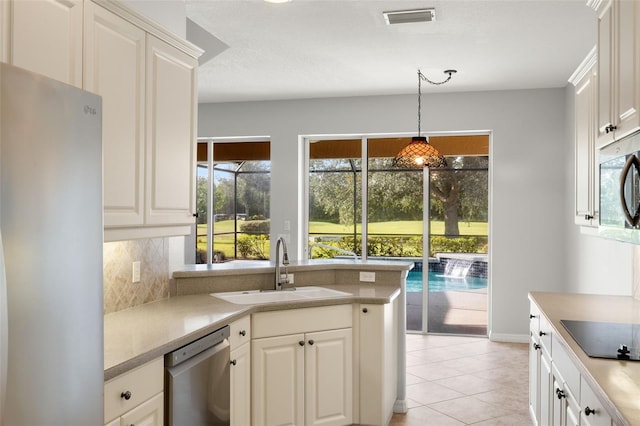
[252,305,352,338]
[530,303,541,335]
[551,335,580,397]
[230,315,251,349]
[104,357,163,423]
[580,376,612,426]
[539,314,552,352]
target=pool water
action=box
[407,270,487,292]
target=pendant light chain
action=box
[417,71,422,136]
[416,69,456,137]
[393,68,456,169]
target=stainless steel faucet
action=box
[275,237,290,291]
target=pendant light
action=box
[393,69,456,168]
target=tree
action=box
[237,162,270,218]
[309,159,361,225]
[196,176,208,223]
[431,156,488,236]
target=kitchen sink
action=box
[211,286,350,305]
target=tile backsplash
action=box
[103,238,170,314]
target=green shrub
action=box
[237,235,268,259]
[310,235,486,258]
[240,220,270,233]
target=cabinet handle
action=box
[532,343,541,350]
[239,330,246,337]
[230,359,237,366]
[556,388,565,399]
[121,390,132,400]
[584,406,597,416]
[585,214,594,220]
[529,314,537,319]
[308,339,314,345]
[605,124,617,134]
[362,307,368,313]
[299,340,305,346]
[539,331,546,337]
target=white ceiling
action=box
[186,0,597,104]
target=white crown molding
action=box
[91,0,203,59]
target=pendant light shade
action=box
[394,69,456,168]
[393,136,447,168]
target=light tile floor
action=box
[390,333,532,425]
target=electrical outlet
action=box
[359,271,376,282]
[287,273,294,284]
[132,261,141,283]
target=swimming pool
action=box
[406,270,487,292]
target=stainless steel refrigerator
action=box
[0,63,103,425]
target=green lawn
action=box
[310,220,488,236]
[195,219,488,258]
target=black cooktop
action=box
[560,319,640,361]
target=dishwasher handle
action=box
[166,325,230,367]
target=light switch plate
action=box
[360,271,375,282]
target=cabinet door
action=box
[252,334,305,426]
[596,1,615,147]
[552,378,564,426]
[529,335,541,425]
[145,35,197,226]
[84,1,146,227]
[305,328,352,426]
[120,392,163,426]
[1,0,9,62]
[574,65,598,226]
[11,0,82,87]
[230,342,251,426]
[539,350,552,426]
[613,0,640,139]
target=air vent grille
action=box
[383,8,436,25]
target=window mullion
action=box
[361,137,368,261]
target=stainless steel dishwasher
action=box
[165,325,231,426]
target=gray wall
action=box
[199,87,628,340]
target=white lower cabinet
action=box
[251,305,353,426]
[529,303,614,426]
[104,357,164,426]
[357,301,398,426]
[230,316,251,426]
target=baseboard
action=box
[489,332,529,343]
[393,399,407,414]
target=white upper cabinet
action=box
[571,49,598,227]
[8,0,201,241]
[9,0,83,87]
[84,1,146,227]
[145,35,198,226]
[593,0,640,147]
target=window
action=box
[196,139,271,263]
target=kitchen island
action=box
[104,259,412,426]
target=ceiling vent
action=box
[383,8,436,25]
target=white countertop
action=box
[529,292,640,425]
